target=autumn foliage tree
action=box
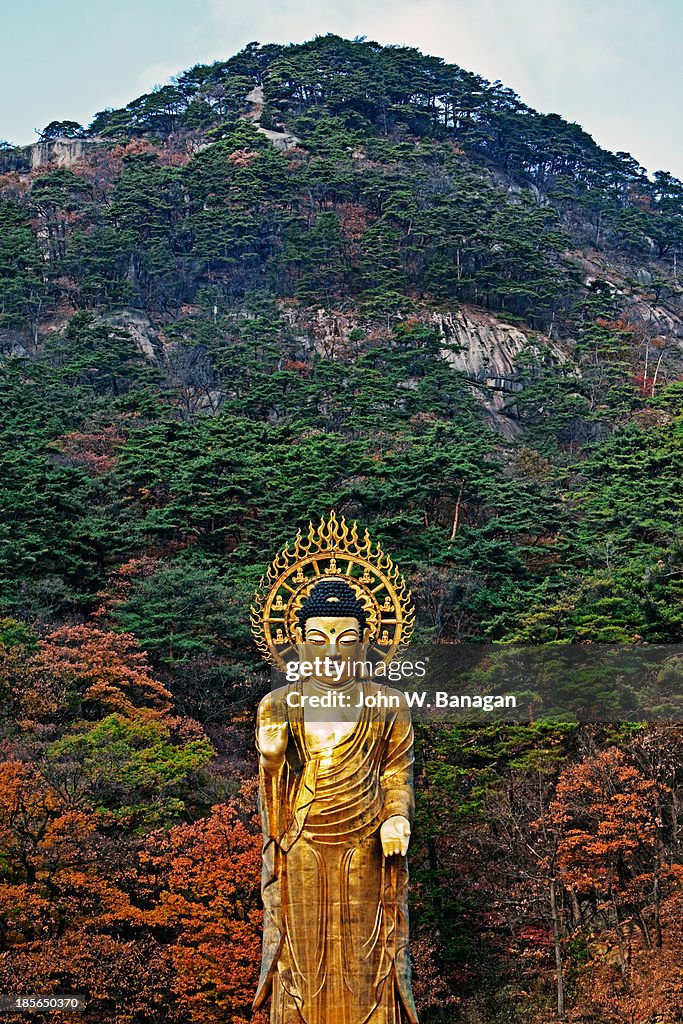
[140,782,266,1023]
[549,747,659,979]
[0,626,217,1021]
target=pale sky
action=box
[1,0,681,177]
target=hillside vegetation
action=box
[0,34,682,1024]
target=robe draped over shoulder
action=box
[254,681,419,1024]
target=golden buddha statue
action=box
[251,513,419,1024]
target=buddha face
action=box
[296,615,369,685]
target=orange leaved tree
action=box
[142,782,266,1023]
[549,747,658,979]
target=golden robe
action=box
[254,681,419,1024]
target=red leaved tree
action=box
[141,781,266,1023]
[549,747,658,979]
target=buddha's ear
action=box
[294,625,303,645]
[361,626,370,645]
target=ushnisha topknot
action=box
[297,579,368,636]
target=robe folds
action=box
[254,681,419,1024]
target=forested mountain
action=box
[0,34,682,1024]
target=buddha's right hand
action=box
[257,698,289,767]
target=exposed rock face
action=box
[254,126,302,151]
[244,85,302,151]
[430,307,567,437]
[244,85,265,120]
[0,310,167,367]
[96,310,167,364]
[283,305,568,437]
[28,138,103,170]
[94,310,224,415]
[282,307,358,360]
[0,137,105,174]
[429,306,566,380]
[625,295,683,346]
[569,249,683,366]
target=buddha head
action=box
[294,579,370,684]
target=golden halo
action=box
[251,511,414,669]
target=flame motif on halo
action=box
[251,511,415,668]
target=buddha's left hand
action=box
[380,815,411,857]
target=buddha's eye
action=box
[305,634,327,645]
